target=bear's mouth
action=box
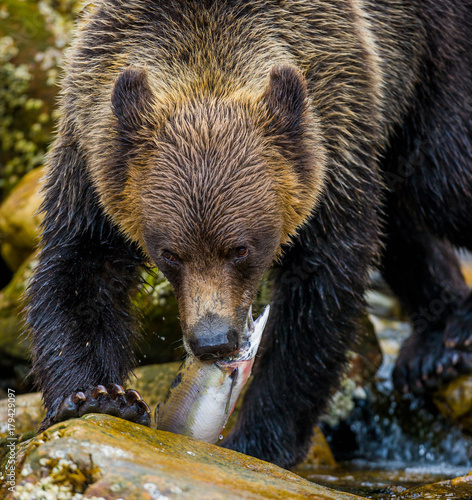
[183,305,270,361]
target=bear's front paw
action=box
[444,300,472,351]
[393,332,472,394]
[39,384,151,431]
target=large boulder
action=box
[1,415,364,500]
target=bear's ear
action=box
[261,65,309,142]
[111,67,154,135]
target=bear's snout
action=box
[187,313,239,360]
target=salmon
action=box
[155,306,270,444]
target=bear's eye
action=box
[234,247,249,260]
[163,250,178,264]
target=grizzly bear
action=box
[27,0,472,468]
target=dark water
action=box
[297,461,471,499]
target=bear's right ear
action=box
[111,67,154,135]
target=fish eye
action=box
[234,247,249,260]
[163,250,178,263]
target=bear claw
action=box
[393,331,472,394]
[108,383,125,397]
[91,385,107,398]
[443,302,472,352]
[42,385,151,430]
[125,389,143,403]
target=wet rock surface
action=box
[296,464,472,500]
[2,359,472,499]
[392,472,472,500]
[0,392,43,439]
[1,415,364,500]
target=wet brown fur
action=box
[63,0,388,229]
[61,0,422,240]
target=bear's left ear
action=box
[261,65,309,143]
[111,67,155,136]
[260,65,324,186]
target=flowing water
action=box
[297,461,471,499]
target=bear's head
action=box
[108,65,326,359]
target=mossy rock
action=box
[434,375,472,433]
[0,167,44,271]
[2,415,364,499]
[0,0,82,198]
[0,251,37,362]
[0,0,52,56]
[0,393,43,440]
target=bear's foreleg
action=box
[223,202,379,468]
[27,134,150,430]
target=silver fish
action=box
[155,305,270,444]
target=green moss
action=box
[0,0,82,200]
[0,252,38,360]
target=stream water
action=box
[297,461,471,499]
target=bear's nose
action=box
[188,314,239,360]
